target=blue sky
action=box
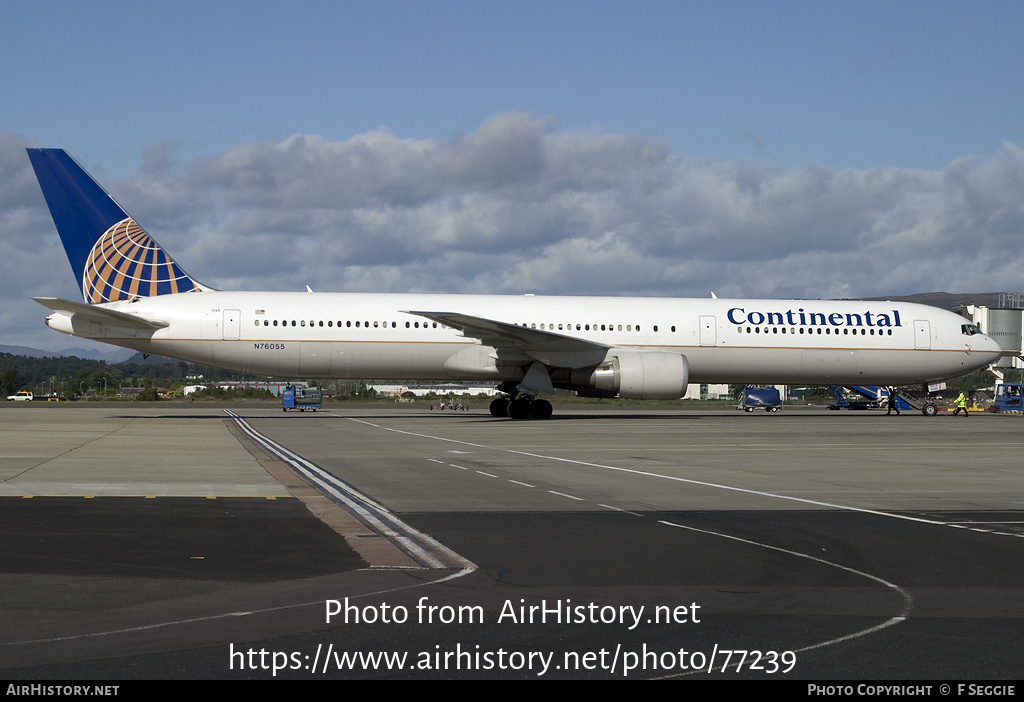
[2,1,1023,351]
[7,1,1021,171]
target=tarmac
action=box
[2,401,1023,680]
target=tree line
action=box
[0,352,261,398]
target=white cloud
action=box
[2,115,1023,349]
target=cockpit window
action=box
[961,324,983,336]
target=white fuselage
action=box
[44,291,1003,387]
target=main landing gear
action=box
[489,395,553,420]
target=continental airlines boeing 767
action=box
[27,148,1002,418]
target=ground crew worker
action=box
[952,391,968,417]
[886,387,901,416]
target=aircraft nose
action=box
[978,334,1004,362]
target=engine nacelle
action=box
[573,350,689,399]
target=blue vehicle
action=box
[828,385,878,410]
[282,385,322,412]
[738,386,782,412]
[992,383,1024,414]
[828,385,928,413]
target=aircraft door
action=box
[699,316,717,346]
[223,309,241,340]
[914,320,931,349]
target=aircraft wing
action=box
[405,310,612,367]
[32,297,169,330]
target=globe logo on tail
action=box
[82,218,201,303]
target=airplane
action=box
[27,148,1003,418]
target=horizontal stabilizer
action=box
[32,297,169,330]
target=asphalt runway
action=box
[2,402,1023,680]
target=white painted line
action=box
[548,490,584,501]
[347,418,1024,539]
[226,411,475,570]
[655,520,911,678]
[1,566,477,648]
[598,504,643,516]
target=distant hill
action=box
[0,344,136,363]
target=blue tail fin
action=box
[27,148,206,304]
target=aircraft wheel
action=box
[508,398,532,419]
[744,407,753,412]
[921,403,938,417]
[489,397,509,417]
[530,399,553,420]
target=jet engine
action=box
[572,350,689,399]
